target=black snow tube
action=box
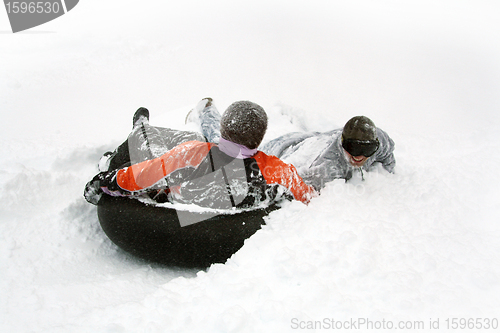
[97,195,281,268]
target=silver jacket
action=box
[261,128,395,189]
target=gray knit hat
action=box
[220,101,268,149]
[342,116,377,141]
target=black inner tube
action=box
[97,195,281,268]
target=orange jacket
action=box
[108,140,316,208]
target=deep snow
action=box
[1,1,500,332]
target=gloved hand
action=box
[84,169,130,205]
[84,172,107,205]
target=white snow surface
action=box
[1,1,500,332]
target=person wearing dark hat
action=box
[84,99,317,208]
[260,115,396,190]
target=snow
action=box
[1,1,500,332]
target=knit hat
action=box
[220,101,268,149]
[342,116,377,141]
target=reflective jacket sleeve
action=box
[374,128,396,173]
[253,151,318,204]
[114,141,214,193]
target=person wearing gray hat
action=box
[85,98,317,207]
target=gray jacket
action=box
[261,128,395,189]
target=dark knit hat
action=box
[220,101,268,149]
[342,116,377,141]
